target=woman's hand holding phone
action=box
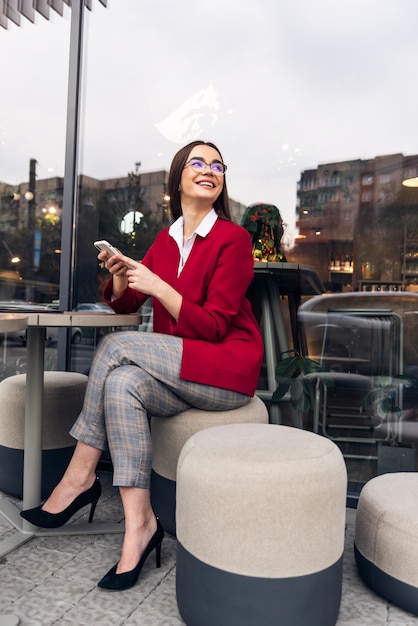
[94,240,119,258]
[94,240,136,272]
[93,241,181,318]
[94,240,138,298]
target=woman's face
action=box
[179,144,225,206]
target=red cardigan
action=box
[103,218,264,396]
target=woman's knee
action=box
[105,365,147,399]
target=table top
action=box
[34,311,141,328]
[0,311,140,328]
[0,313,28,333]
[253,262,325,296]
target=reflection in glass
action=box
[1,0,418,488]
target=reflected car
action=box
[74,301,151,333]
[3,324,82,347]
[73,302,113,313]
[72,302,116,345]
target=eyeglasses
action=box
[185,158,227,176]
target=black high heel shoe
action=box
[98,518,165,591]
[20,476,101,528]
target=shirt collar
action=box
[169,208,218,242]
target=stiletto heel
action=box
[88,499,99,524]
[20,476,101,529]
[98,518,164,591]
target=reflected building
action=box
[0,169,246,234]
[294,153,418,292]
[0,170,168,232]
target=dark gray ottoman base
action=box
[0,444,75,499]
[177,542,343,626]
[355,544,418,616]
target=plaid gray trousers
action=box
[70,331,249,488]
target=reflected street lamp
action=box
[402,177,418,188]
[12,190,34,202]
[2,240,21,264]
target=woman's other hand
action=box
[122,256,182,321]
[124,260,161,297]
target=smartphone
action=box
[94,240,119,257]
[94,240,135,269]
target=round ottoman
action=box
[0,372,88,498]
[354,472,418,615]
[150,395,268,536]
[176,423,347,626]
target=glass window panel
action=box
[0,8,70,375]
[2,0,418,488]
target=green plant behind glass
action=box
[272,350,334,416]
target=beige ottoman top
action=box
[177,423,347,577]
[0,372,88,449]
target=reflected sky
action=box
[1,0,417,241]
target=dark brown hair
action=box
[167,141,231,221]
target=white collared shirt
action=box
[169,208,218,276]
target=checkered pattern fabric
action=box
[70,331,249,487]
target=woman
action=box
[21,140,264,591]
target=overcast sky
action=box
[1,0,418,244]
